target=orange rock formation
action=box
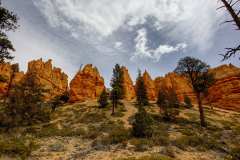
[205,64,240,111]
[25,59,68,100]
[69,64,105,102]
[0,63,24,98]
[143,71,156,101]
[155,73,196,103]
[121,66,135,100]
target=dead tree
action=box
[218,0,240,60]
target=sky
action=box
[3,0,240,86]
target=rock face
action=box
[69,64,105,102]
[154,64,240,112]
[25,59,68,100]
[143,71,156,101]
[121,66,135,100]
[155,73,196,103]
[0,63,24,99]
[204,64,240,111]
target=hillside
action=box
[1,101,240,160]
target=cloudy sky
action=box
[3,0,240,85]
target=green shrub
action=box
[129,138,153,151]
[116,154,173,160]
[103,127,130,144]
[0,136,38,159]
[173,134,222,151]
[98,89,109,108]
[132,108,154,138]
[184,95,193,108]
[151,126,170,146]
[227,147,240,160]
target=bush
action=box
[130,138,153,151]
[184,95,193,108]
[227,147,240,160]
[132,107,154,138]
[116,154,173,160]
[98,89,109,108]
[0,136,38,159]
[173,134,222,151]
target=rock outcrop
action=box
[204,64,240,111]
[143,71,156,101]
[121,66,135,100]
[25,59,68,100]
[0,63,24,99]
[155,73,196,103]
[69,64,105,102]
[154,64,240,112]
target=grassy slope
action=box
[0,101,240,160]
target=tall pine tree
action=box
[135,70,149,107]
[110,64,123,115]
[0,1,19,63]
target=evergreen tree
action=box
[135,70,149,106]
[132,107,154,138]
[2,74,50,128]
[110,64,123,115]
[175,56,214,127]
[0,1,19,63]
[157,87,179,121]
[98,89,109,108]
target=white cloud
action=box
[34,0,223,53]
[114,42,123,50]
[131,28,187,61]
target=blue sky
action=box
[3,0,240,86]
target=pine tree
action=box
[132,107,154,138]
[157,87,179,121]
[0,1,19,63]
[110,64,123,115]
[175,56,214,126]
[2,74,50,127]
[135,70,149,106]
[98,89,109,108]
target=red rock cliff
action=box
[205,64,240,111]
[69,64,105,102]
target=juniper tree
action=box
[98,89,109,108]
[175,57,214,127]
[135,70,149,107]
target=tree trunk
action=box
[112,99,115,115]
[197,92,206,127]
[221,0,240,30]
